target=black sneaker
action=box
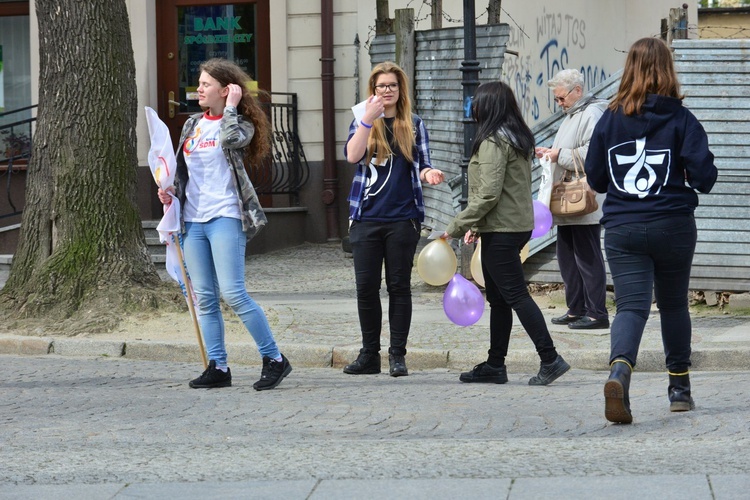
[343,350,381,375]
[459,362,508,383]
[253,354,292,391]
[389,354,408,377]
[528,355,570,386]
[189,360,232,389]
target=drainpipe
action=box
[321,0,340,241]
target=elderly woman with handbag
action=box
[535,69,610,330]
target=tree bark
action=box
[1,0,167,329]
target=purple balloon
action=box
[443,274,485,326]
[531,200,553,238]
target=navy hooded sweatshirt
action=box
[584,94,718,229]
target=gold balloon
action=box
[417,239,457,286]
[470,239,485,288]
[520,243,530,263]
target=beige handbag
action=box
[549,149,598,217]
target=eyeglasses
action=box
[554,87,574,103]
[374,83,399,93]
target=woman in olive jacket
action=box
[442,81,569,387]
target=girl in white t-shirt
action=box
[158,59,291,391]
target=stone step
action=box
[0,222,169,270]
[0,254,11,272]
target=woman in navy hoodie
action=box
[585,38,718,424]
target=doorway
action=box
[155,0,271,148]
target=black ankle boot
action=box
[668,371,695,412]
[604,359,632,424]
[343,350,381,375]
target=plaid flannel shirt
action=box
[345,114,432,222]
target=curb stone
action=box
[1,335,748,372]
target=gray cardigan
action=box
[550,95,608,226]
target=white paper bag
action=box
[538,154,554,207]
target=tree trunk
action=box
[0,0,168,331]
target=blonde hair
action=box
[365,62,415,166]
[610,38,683,116]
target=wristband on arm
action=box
[360,121,373,129]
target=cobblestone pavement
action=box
[2,243,750,497]
[2,354,749,491]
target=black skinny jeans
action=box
[481,231,559,366]
[349,219,421,356]
[604,215,697,372]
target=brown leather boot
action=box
[604,359,633,424]
[668,371,695,412]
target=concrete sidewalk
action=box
[1,242,749,372]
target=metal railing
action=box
[252,92,310,206]
[0,94,310,221]
[0,105,36,220]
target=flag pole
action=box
[172,233,207,369]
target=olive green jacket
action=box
[446,134,534,238]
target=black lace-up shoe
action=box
[459,362,508,383]
[343,351,381,375]
[253,354,292,391]
[189,360,232,389]
[568,317,610,330]
[389,354,408,377]
[551,313,582,325]
[528,355,570,386]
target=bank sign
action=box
[184,16,253,45]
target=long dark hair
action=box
[199,58,271,168]
[471,81,534,159]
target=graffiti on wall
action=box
[503,8,611,124]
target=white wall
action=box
[290,0,697,163]
[28,0,699,167]
[129,0,157,165]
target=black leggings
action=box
[481,231,558,366]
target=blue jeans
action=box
[183,217,280,366]
[349,219,421,356]
[481,231,559,366]
[604,215,697,371]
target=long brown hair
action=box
[199,58,271,168]
[365,61,415,166]
[610,37,684,116]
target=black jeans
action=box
[556,224,608,320]
[481,231,559,366]
[349,219,421,356]
[604,215,697,371]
